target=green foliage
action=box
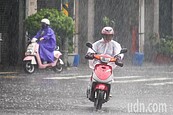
[102,16,116,28]
[156,36,173,56]
[25,8,74,51]
[150,34,173,56]
[149,33,160,46]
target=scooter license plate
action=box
[95,84,107,90]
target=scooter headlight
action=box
[25,49,34,55]
[25,44,35,55]
[100,57,110,63]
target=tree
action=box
[25,8,74,67]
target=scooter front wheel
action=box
[23,61,35,74]
[53,61,63,73]
[94,90,104,110]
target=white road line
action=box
[43,75,173,86]
[76,75,90,78]
[43,75,143,80]
[43,75,91,80]
[113,77,173,83]
[43,76,76,80]
[0,76,16,79]
[114,76,142,79]
[75,75,143,79]
[76,75,143,79]
[147,82,173,86]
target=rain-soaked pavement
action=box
[0,63,173,115]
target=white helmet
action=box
[41,18,50,25]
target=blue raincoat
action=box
[34,27,56,63]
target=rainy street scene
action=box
[0,0,173,115]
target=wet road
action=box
[0,64,173,115]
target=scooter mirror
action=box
[86,42,93,49]
[120,48,128,54]
[55,46,59,50]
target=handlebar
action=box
[93,54,117,62]
[85,42,127,67]
[93,54,123,67]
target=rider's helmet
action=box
[41,18,50,25]
[101,27,114,35]
[101,27,114,42]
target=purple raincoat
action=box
[34,27,56,63]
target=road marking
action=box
[0,72,18,74]
[43,75,173,86]
[43,75,91,80]
[0,76,16,79]
[43,76,76,80]
[114,76,142,79]
[76,75,143,79]
[146,82,173,86]
[76,75,90,78]
[113,77,172,83]
[43,75,143,80]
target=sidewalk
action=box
[0,65,20,76]
[0,64,92,76]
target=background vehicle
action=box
[23,38,64,74]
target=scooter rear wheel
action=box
[23,61,35,74]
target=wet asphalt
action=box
[0,62,173,115]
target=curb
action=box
[0,72,19,76]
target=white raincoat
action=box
[87,38,124,69]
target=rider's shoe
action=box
[43,61,47,64]
[107,94,112,101]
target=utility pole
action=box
[73,0,79,54]
[18,0,37,67]
[88,0,94,43]
[172,0,173,36]
[139,0,145,53]
[153,0,159,36]
[61,0,69,68]
[0,33,2,63]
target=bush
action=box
[102,16,116,28]
[156,36,173,56]
[149,34,173,56]
[25,8,74,52]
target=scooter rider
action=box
[31,18,56,64]
[85,26,124,99]
[85,26,124,69]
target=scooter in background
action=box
[23,38,64,74]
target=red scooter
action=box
[85,43,127,110]
[23,38,64,74]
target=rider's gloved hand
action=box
[40,37,44,41]
[85,53,94,60]
[31,38,37,43]
[36,37,44,42]
[114,55,121,60]
[114,55,123,67]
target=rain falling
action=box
[0,0,173,115]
